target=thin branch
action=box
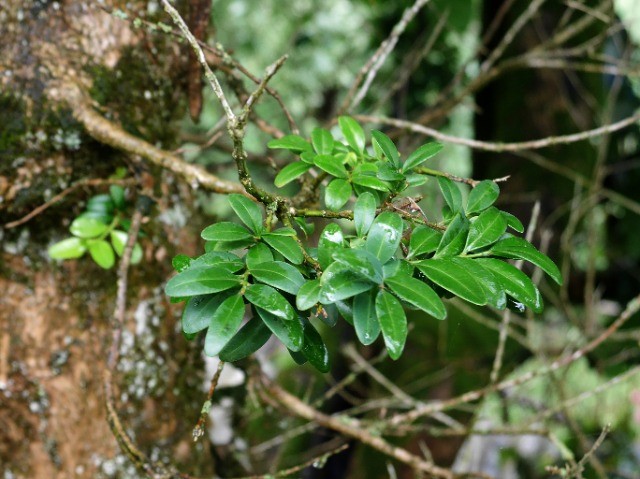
[192,360,225,442]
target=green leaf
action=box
[88,240,115,269]
[312,128,334,155]
[415,258,488,305]
[385,273,446,319]
[86,194,115,214]
[48,237,87,260]
[315,154,348,179]
[450,258,506,310]
[300,317,330,373]
[434,213,469,258]
[250,261,305,295]
[267,134,311,152]
[288,349,308,365]
[182,293,232,334]
[408,226,442,259]
[319,263,374,303]
[201,222,253,242]
[365,211,403,263]
[70,217,109,239]
[489,236,562,285]
[437,177,463,212]
[296,279,321,311]
[332,249,383,283]
[191,251,244,273]
[78,211,112,224]
[405,173,428,187]
[467,180,499,214]
[165,267,241,297]
[172,254,192,272]
[375,290,407,360]
[325,179,352,211]
[219,318,271,362]
[382,259,414,279]
[262,233,303,265]
[351,175,390,192]
[502,211,525,233]
[267,227,297,236]
[245,243,273,269]
[228,194,263,233]
[274,162,312,187]
[475,258,543,313]
[354,192,376,237]
[465,207,508,252]
[376,163,405,182]
[109,185,126,210]
[256,307,303,352]
[205,294,246,356]
[371,130,400,169]
[244,284,296,321]
[338,116,365,153]
[318,224,344,268]
[353,290,380,345]
[402,142,443,172]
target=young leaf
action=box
[312,128,334,155]
[228,194,264,233]
[267,134,311,152]
[385,273,446,319]
[296,279,321,311]
[467,180,500,214]
[274,162,312,187]
[415,258,488,305]
[182,293,232,334]
[300,317,330,373]
[201,222,254,242]
[256,307,303,352]
[353,290,380,345]
[375,290,407,360]
[314,154,348,178]
[325,179,352,211]
[88,240,115,269]
[250,261,305,295]
[70,217,109,239]
[402,142,443,172]
[262,233,304,265]
[218,318,271,362]
[110,230,143,265]
[165,267,241,297]
[354,192,376,237]
[489,236,562,285]
[434,213,469,258]
[205,294,246,356]
[351,175,390,192]
[475,258,543,313]
[109,185,126,210]
[371,130,400,169]
[318,223,344,268]
[338,116,365,153]
[501,211,525,233]
[365,211,403,263]
[245,243,273,269]
[465,207,508,251]
[437,177,463,212]
[408,226,442,259]
[332,249,383,283]
[48,237,87,260]
[244,284,296,321]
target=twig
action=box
[192,360,225,442]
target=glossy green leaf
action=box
[351,175,390,192]
[245,243,273,269]
[338,116,365,153]
[332,300,352,326]
[405,173,428,187]
[476,258,543,313]
[288,349,308,365]
[332,249,383,283]
[228,194,263,233]
[415,258,487,305]
[354,192,376,237]
[318,224,344,268]
[267,134,311,152]
[312,128,334,155]
[377,163,405,181]
[489,236,562,285]
[262,233,303,265]
[274,162,312,187]
[371,130,400,169]
[437,177,463,212]
[172,254,192,272]
[300,317,330,373]
[88,240,115,269]
[408,226,442,259]
[467,180,499,214]
[201,222,253,242]
[244,284,296,321]
[502,211,524,233]
[267,227,297,236]
[325,178,352,211]
[256,307,303,352]
[315,154,348,179]
[165,267,241,297]
[250,261,305,295]
[296,279,321,310]
[191,251,244,273]
[375,290,407,360]
[70,217,108,239]
[465,207,508,252]
[205,294,246,356]
[365,211,403,263]
[402,142,443,172]
[450,258,506,309]
[48,237,87,260]
[182,293,231,334]
[434,213,469,258]
[319,263,374,303]
[385,273,446,319]
[382,259,414,279]
[218,318,271,362]
[109,185,126,210]
[353,290,380,345]
[86,194,114,214]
